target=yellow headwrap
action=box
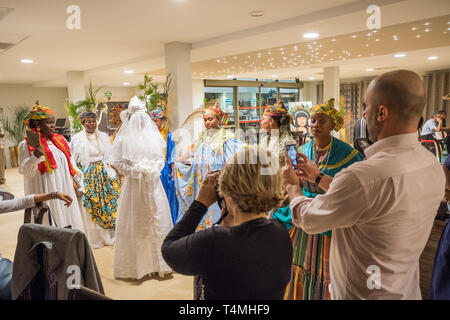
[24,105,54,128]
[310,98,344,132]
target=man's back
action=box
[330,133,445,299]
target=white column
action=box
[164,42,193,130]
[67,71,85,103]
[323,66,340,138]
[323,66,340,107]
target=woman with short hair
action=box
[70,111,122,249]
[163,145,293,300]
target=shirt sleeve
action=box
[162,200,214,276]
[18,140,44,177]
[0,195,36,214]
[290,168,369,234]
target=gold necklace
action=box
[314,136,333,171]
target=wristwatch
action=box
[315,171,325,185]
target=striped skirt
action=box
[284,226,331,300]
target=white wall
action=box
[192,79,204,110]
[0,84,69,168]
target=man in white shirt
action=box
[283,70,445,299]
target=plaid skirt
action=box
[284,226,331,300]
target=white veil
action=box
[109,96,165,166]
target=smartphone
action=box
[285,139,300,168]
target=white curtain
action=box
[422,70,450,120]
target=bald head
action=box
[368,70,425,122]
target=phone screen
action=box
[285,144,298,167]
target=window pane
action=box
[260,87,278,107]
[279,88,299,106]
[238,87,261,132]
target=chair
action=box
[24,203,51,225]
[11,224,104,300]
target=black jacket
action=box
[162,201,292,300]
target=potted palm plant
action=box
[65,81,107,134]
[0,106,28,167]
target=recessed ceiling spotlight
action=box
[416,34,421,38]
[424,22,430,26]
[21,59,33,64]
[216,59,221,63]
[123,82,130,86]
[424,29,430,32]
[249,11,264,17]
[366,68,374,72]
[427,56,439,60]
[394,53,406,58]
[375,38,380,42]
[308,77,316,80]
[124,70,134,74]
[411,27,417,31]
[271,74,278,78]
[372,30,377,33]
[227,75,235,79]
[303,32,320,39]
[352,35,357,38]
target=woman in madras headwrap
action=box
[18,105,85,231]
[260,100,294,168]
[150,106,178,224]
[70,111,122,248]
[271,98,364,300]
[174,101,244,230]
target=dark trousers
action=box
[421,134,436,155]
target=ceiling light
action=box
[424,29,430,32]
[427,56,438,60]
[227,75,235,79]
[21,59,33,64]
[394,53,406,58]
[271,75,278,78]
[366,68,374,72]
[416,34,421,38]
[249,11,264,17]
[124,70,134,74]
[411,27,417,31]
[123,82,130,86]
[303,32,320,39]
[309,77,315,80]
[424,22,430,26]
[351,35,357,38]
[375,38,380,42]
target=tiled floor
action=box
[0,168,193,300]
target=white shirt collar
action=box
[364,132,419,159]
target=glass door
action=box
[238,87,262,132]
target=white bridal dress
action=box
[109,96,173,280]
